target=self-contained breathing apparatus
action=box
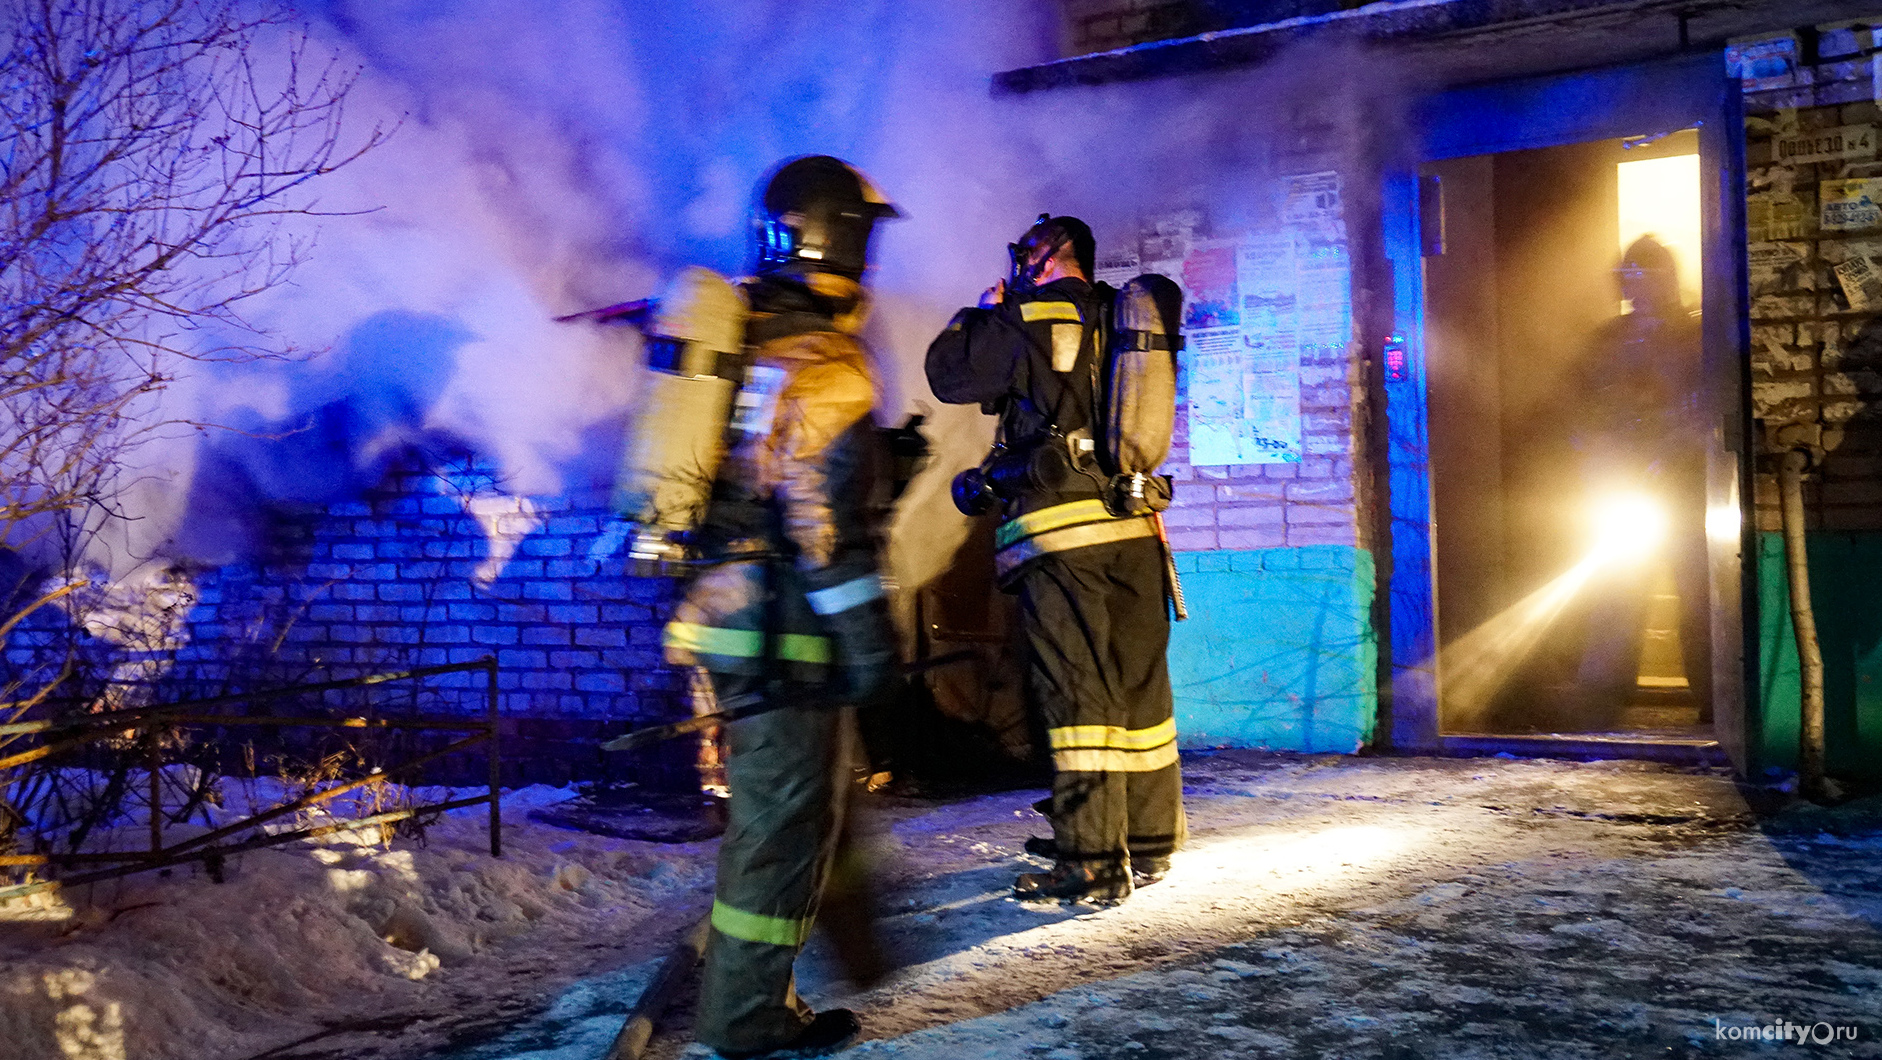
[563,156,921,578]
[951,218,1185,523]
[557,267,751,576]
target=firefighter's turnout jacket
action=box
[925,277,1186,867]
[663,270,895,1055]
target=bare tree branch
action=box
[1,0,389,854]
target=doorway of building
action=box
[1423,129,1713,739]
[1379,52,1750,765]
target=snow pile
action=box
[0,782,711,1060]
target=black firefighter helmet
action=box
[755,155,900,278]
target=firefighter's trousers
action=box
[694,675,855,1055]
[1017,537,1186,865]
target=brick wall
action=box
[1149,137,1369,554]
[4,455,696,788]
[1061,0,1200,54]
[1161,358,1362,552]
[1736,21,1882,780]
[1740,24,1882,532]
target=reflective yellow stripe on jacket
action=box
[994,499,1156,579]
[1018,301,1082,323]
[1048,717,1179,773]
[710,898,815,947]
[662,621,832,664]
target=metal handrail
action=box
[0,656,502,902]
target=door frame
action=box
[1378,51,1753,768]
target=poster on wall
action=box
[1833,254,1882,311]
[1134,173,1350,466]
[1822,177,1882,231]
[1725,34,1805,93]
[1235,236,1304,463]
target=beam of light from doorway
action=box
[1433,553,1603,730]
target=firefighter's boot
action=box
[1024,836,1170,886]
[1013,860,1132,905]
[717,1008,862,1060]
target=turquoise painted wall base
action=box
[1168,546,1377,753]
[1756,531,1882,780]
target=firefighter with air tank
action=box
[616,155,900,1059]
[925,215,1189,906]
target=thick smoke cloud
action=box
[117,0,1397,592]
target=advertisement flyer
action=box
[1181,241,1241,330]
[1822,177,1882,232]
[1127,175,1346,467]
[1233,236,1303,464]
[1834,255,1882,312]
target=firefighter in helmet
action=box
[924,215,1187,905]
[1573,234,1711,725]
[662,155,900,1059]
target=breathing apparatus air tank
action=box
[611,267,750,575]
[1099,273,1183,517]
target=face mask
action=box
[1008,240,1043,292]
[1008,213,1070,294]
[1007,233,1067,293]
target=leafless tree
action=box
[0,0,386,575]
[0,0,387,853]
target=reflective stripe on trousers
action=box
[710,898,815,947]
[1047,717,1180,773]
[694,674,854,1055]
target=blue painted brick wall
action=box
[1168,545,1377,752]
[174,465,683,726]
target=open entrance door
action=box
[1381,54,1751,768]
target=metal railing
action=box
[0,656,501,902]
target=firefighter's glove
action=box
[838,622,901,707]
[817,599,900,708]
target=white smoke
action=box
[86,0,1403,595]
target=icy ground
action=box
[5,753,1881,1060]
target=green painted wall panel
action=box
[1168,546,1377,752]
[1755,531,1882,779]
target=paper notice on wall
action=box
[1282,171,1346,243]
[1188,351,1244,464]
[1833,255,1882,311]
[1237,238,1297,359]
[1181,241,1241,329]
[1294,237,1353,350]
[1822,178,1882,231]
[1139,208,1206,265]
[1186,326,1241,356]
[1241,349,1302,461]
[1747,192,1811,242]
[1747,241,1807,295]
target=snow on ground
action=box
[6,753,1881,1060]
[0,781,715,1060]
